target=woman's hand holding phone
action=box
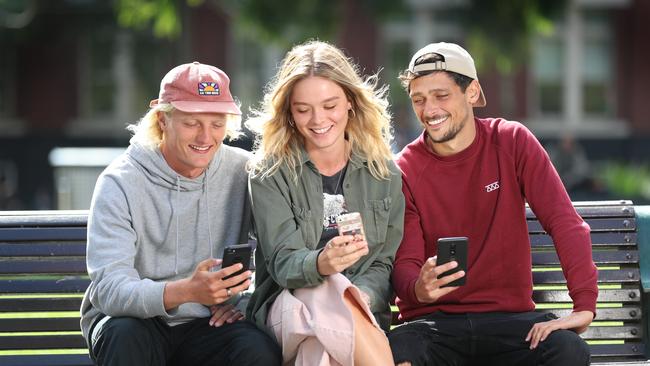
[317,235,369,276]
[317,212,369,276]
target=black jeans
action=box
[90,316,281,366]
[388,311,590,366]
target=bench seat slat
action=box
[582,325,643,340]
[0,242,87,257]
[0,354,92,366]
[0,335,86,350]
[531,232,637,247]
[0,318,81,332]
[533,250,639,265]
[538,307,642,321]
[0,297,82,312]
[589,342,645,358]
[0,259,87,274]
[0,278,90,293]
[533,289,641,303]
[0,227,87,242]
[529,218,636,233]
[527,203,635,219]
[0,210,88,227]
[533,269,640,284]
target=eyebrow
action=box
[410,88,450,97]
[292,96,341,105]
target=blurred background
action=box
[0,0,649,210]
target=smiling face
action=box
[159,109,228,178]
[409,72,480,155]
[290,76,352,156]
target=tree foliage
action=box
[462,0,566,74]
[112,0,565,73]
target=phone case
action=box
[437,237,468,287]
[222,244,252,281]
[336,212,365,237]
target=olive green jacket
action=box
[246,149,405,332]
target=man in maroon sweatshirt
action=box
[388,42,598,366]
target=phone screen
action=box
[221,244,252,284]
[336,212,365,237]
[436,237,468,287]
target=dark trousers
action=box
[388,311,590,366]
[90,316,281,366]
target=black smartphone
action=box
[436,237,468,287]
[221,244,252,284]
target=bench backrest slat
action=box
[0,297,82,312]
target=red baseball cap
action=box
[149,61,241,115]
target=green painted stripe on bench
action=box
[0,349,88,356]
[592,322,625,326]
[0,311,79,319]
[533,265,621,271]
[0,331,81,336]
[534,284,622,290]
[588,340,625,344]
[0,294,83,299]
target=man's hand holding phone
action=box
[163,257,252,310]
[414,237,468,303]
[414,256,465,303]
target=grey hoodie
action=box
[80,141,250,343]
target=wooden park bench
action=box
[1,201,650,365]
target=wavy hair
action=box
[127,103,242,149]
[247,40,394,181]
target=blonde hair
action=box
[127,103,243,149]
[247,40,394,181]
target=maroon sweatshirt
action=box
[393,117,598,321]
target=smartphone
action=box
[436,237,468,287]
[336,212,365,237]
[221,244,252,285]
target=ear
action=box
[157,112,166,129]
[466,80,480,104]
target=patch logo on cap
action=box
[198,82,220,96]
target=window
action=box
[528,2,625,137]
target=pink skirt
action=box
[267,273,382,366]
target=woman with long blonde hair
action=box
[246,40,404,365]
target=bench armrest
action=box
[637,206,650,292]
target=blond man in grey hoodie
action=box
[80,62,281,366]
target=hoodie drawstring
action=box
[205,171,213,260]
